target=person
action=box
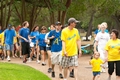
[105,29,120,80]
[36,26,47,66]
[0,26,3,34]
[60,18,82,80]
[45,24,55,73]
[89,52,106,80]
[4,24,16,61]
[47,22,63,78]
[94,22,110,72]
[19,21,30,63]
[29,25,40,63]
[94,24,101,38]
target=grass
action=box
[0,62,51,80]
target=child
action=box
[89,52,106,80]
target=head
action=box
[94,52,100,59]
[50,24,55,31]
[41,26,47,33]
[7,24,12,30]
[97,24,101,30]
[110,29,119,39]
[32,25,39,32]
[22,21,29,27]
[68,18,80,28]
[55,21,62,31]
[100,22,107,32]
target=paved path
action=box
[1,55,116,80]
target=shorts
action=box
[21,42,30,55]
[60,55,78,68]
[5,44,14,51]
[46,47,51,51]
[51,51,62,65]
[40,46,46,51]
[93,71,100,76]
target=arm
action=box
[77,39,82,58]
[94,41,98,52]
[62,40,67,56]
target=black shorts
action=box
[108,60,120,76]
[21,42,30,55]
[46,47,51,51]
[40,46,46,51]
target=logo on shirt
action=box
[67,34,76,40]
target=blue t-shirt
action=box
[30,31,39,44]
[37,33,46,47]
[19,27,30,42]
[4,29,16,45]
[48,30,62,52]
[0,30,2,34]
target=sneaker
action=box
[28,58,32,62]
[69,71,74,78]
[51,71,55,77]
[48,68,52,73]
[23,58,27,63]
[7,57,11,61]
[36,60,40,64]
[59,73,63,79]
[101,67,106,73]
[42,62,46,66]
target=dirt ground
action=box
[1,55,116,80]
[0,55,115,80]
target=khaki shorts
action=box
[51,51,62,65]
[60,55,78,68]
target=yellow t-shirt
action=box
[0,32,4,46]
[105,39,120,61]
[90,58,103,71]
[61,27,80,56]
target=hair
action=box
[22,21,28,27]
[100,22,107,28]
[40,26,47,33]
[32,25,39,31]
[111,29,119,38]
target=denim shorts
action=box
[93,71,100,76]
[5,44,14,51]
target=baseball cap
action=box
[7,24,12,28]
[55,21,61,25]
[68,18,80,24]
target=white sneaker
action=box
[101,68,106,73]
[7,57,11,61]
[36,60,40,64]
[28,58,32,62]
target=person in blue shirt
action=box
[19,21,30,63]
[4,24,16,61]
[0,26,3,34]
[29,25,40,63]
[36,26,47,65]
[45,24,55,73]
[47,21,63,79]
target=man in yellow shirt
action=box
[60,18,82,80]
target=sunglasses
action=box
[41,28,46,30]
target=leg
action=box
[64,67,68,79]
[41,50,46,65]
[115,61,120,80]
[107,61,114,80]
[47,50,52,72]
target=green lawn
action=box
[0,62,51,80]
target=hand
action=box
[78,50,82,58]
[64,51,68,57]
[51,36,55,39]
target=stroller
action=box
[81,44,91,54]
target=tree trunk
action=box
[86,11,95,41]
[111,15,120,38]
